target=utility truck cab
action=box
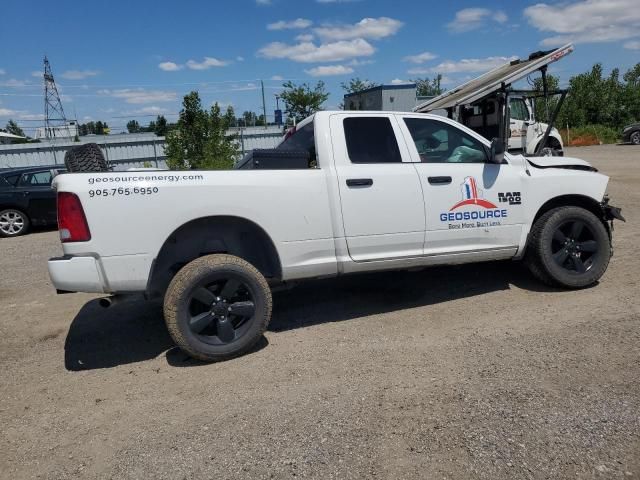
[48,110,624,362]
[415,44,573,157]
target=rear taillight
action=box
[57,192,91,242]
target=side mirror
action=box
[489,138,505,164]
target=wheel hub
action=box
[210,298,229,317]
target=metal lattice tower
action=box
[43,56,67,139]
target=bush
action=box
[560,125,620,147]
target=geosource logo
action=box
[450,176,497,210]
[439,176,507,223]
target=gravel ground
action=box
[1,144,639,479]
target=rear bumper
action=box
[48,256,106,293]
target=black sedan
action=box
[622,123,640,145]
[0,165,65,237]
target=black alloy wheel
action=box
[187,275,256,345]
[525,206,611,289]
[164,254,272,362]
[550,219,600,274]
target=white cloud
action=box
[315,17,403,41]
[403,51,437,64]
[256,0,271,5]
[60,70,99,80]
[236,56,245,62]
[19,113,45,120]
[125,106,169,115]
[159,61,183,71]
[0,108,18,116]
[99,88,177,104]
[296,33,315,42]
[524,0,640,46]
[447,8,508,33]
[408,56,516,75]
[624,40,640,50]
[390,78,412,85]
[0,69,5,75]
[31,71,42,78]
[186,57,229,70]
[494,11,508,23]
[267,18,312,30]
[305,65,354,76]
[258,38,375,63]
[271,75,284,80]
[0,79,29,87]
[347,58,375,66]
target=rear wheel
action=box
[163,254,272,362]
[0,208,30,237]
[631,131,640,145]
[525,206,611,288]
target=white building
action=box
[0,131,26,145]
[34,122,79,140]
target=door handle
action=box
[428,176,452,185]
[23,191,30,196]
[346,178,373,187]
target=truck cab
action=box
[415,44,574,157]
[461,94,563,156]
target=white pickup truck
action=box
[48,111,624,361]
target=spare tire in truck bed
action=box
[64,143,110,172]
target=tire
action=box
[631,131,640,145]
[163,254,272,362]
[525,206,611,289]
[64,143,109,172]
[0,208,30,238]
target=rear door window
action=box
[19,170,53,186]
[343,117,402,163]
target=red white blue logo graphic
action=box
[450,177,497,211]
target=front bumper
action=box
[48,256,106,293]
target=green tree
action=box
[413,75,445,97]
[93,121,108,135]
[126,119,140,133]
[223,106,236,128]
[5,120,25,137]
[280,81,329,123]
[165,91,237,170]
[154,115,168,136]
[204,103,238,169]
[242,111,257,127]
[340,78,379,94]
[623,63,640,122]
[531,74,561,125]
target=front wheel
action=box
[525,206,611,289]
[631,131,640,145]
[163,254,272,362]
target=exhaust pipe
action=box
[98,295,126,308]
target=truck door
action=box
[398,115,524,255]
[508,97,529,152]
[330,113,425,261]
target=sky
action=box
[1,0,639,135]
